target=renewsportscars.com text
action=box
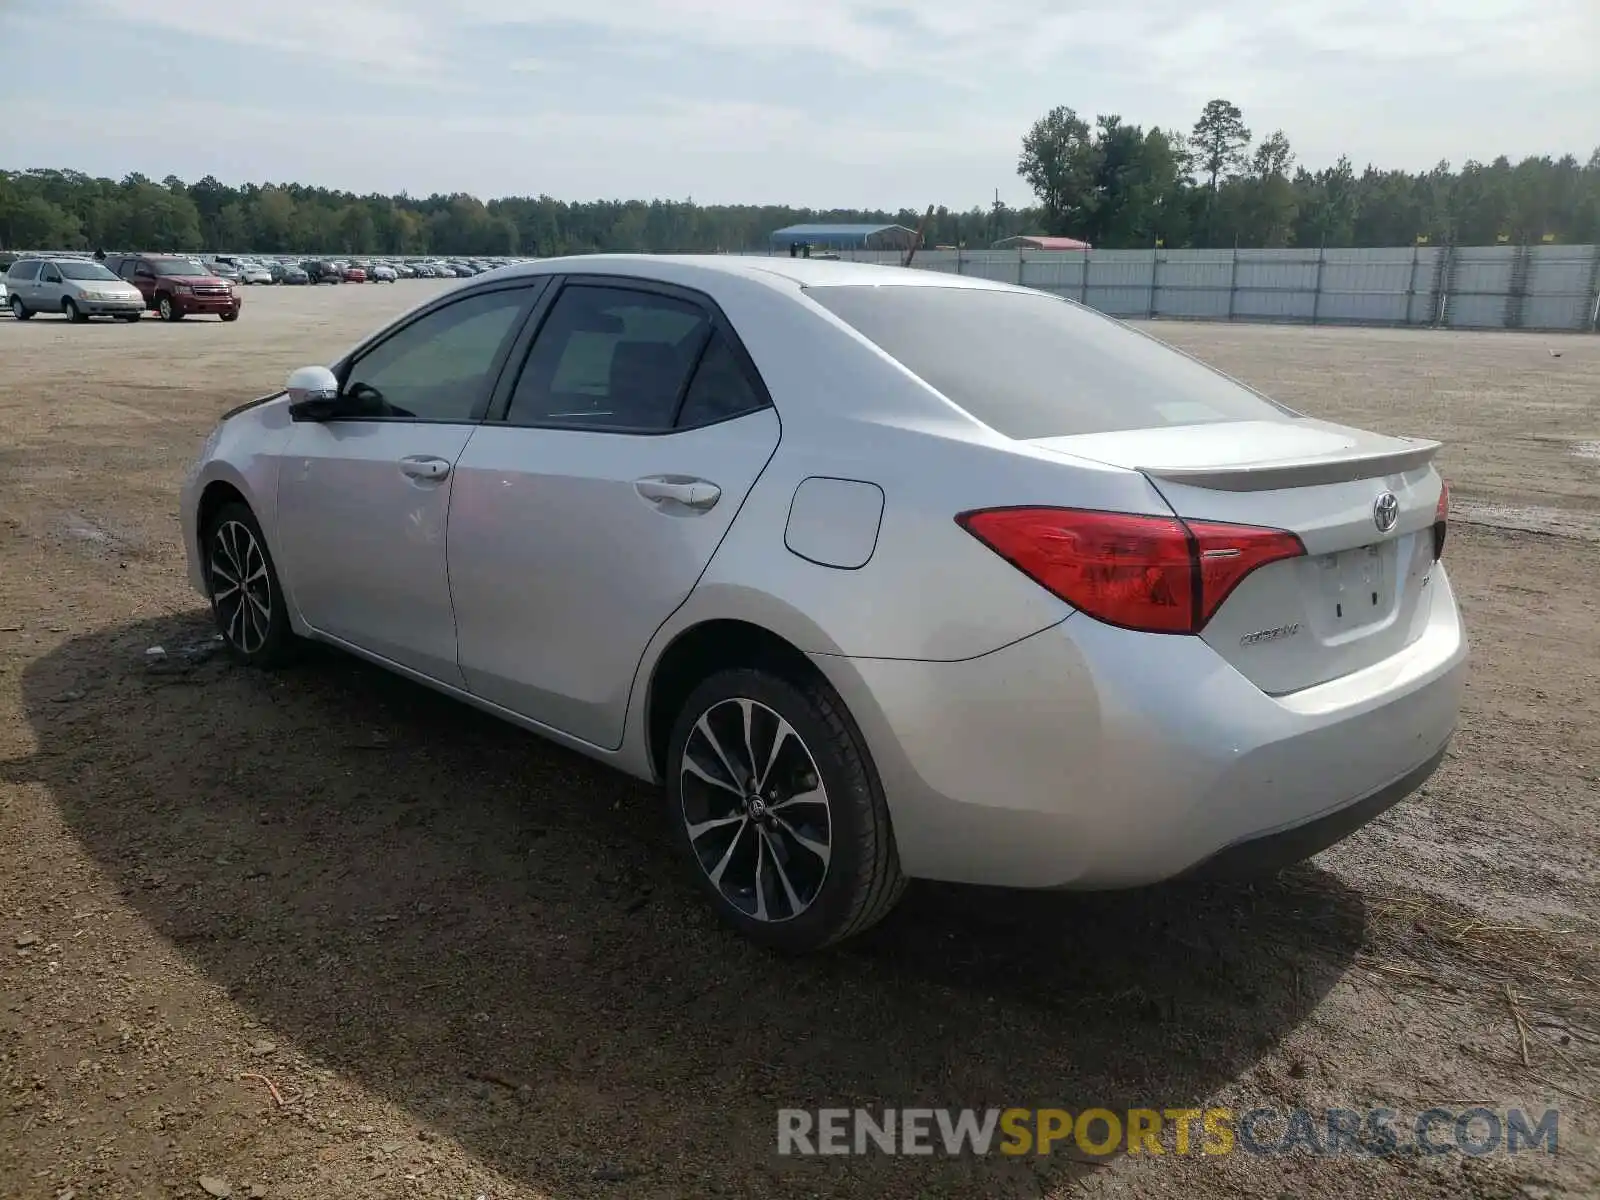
[776,1106,1559,1158]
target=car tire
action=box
[204,501,299,668]
[158,296,182,322]
[10,295,31,320]
[220,311,239,322]
[119,313,141,323]
[63,299,89,323]
[665,667,906,953]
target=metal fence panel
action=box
[1526,246,1594,294]
[1085,286,1151,316]
[1020,257,1085,293]
[1234,287,1318,321]
[740,244,1599,332]
[1155,283,1232,319]
[1523,246,1599,330]
[1445,294,1509,328]
[1449,247,1517,295]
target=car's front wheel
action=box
[63,299,89,323]
[205,502,297,668]
[666,668,906,952]
[220,311,239,322]
[158,296,182,321]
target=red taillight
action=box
[956,507,1305,635]
[1432,480,1449,559]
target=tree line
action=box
[2,99,1597,256]
[1018,99,1600,249]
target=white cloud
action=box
[22,1,1600,205]
[91,0,437,68]
[84,0,1599,79]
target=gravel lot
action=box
[1,282,1597,1199]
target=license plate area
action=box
[1316,543,1394,627]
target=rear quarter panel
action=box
[670,277,1179,661]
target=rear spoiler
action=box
[1138,440,1441,492]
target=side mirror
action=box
[286,365,341,421]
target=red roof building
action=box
[990,235,1092,251]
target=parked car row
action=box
[2,250,542,320]
[287,257,510,282]
[5,254,242,322]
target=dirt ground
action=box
[1,283,1596,1200]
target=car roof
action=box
[487,253,1023,296]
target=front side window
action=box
[505,285,711,430]
[40,264,62,283]
[339,288,531,422]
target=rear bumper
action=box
[1177,742,1446,880]
[812,564,1467,889]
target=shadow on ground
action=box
[15,612,1368,1197]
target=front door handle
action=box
[635,476,721,511]
[400,455,452,482]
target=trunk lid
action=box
[1033,418,1446,695]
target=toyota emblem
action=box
[1373,492,1400,533]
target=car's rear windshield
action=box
[58,261,119,280]
[804,284,1295,439]
[149,258,208,276]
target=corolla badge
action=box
[1373,491,1400,534]
[1240,622,1300,647]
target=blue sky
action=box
[2,1,1595,209]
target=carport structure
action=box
[768,223,918,253]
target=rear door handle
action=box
[400,455,452,481]
[635,476,721,511]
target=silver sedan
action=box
[180,256,1467,952]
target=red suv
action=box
[104,254,242,322]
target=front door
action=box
[274,284,539,684]
[449,279,781,747]
[35,261,63,310]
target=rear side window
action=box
[676,333,769,427]
[505,285,711,431]
[9,261,40,281]
[805,285,1294,439]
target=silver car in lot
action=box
[7,257,145,321]
[180,256,1467,951]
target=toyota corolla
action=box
[180,256,1467,952]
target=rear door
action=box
[1034,418,1445,694]
[116,258,156,306]
[448,276,781,748]
[8,261,41,307]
